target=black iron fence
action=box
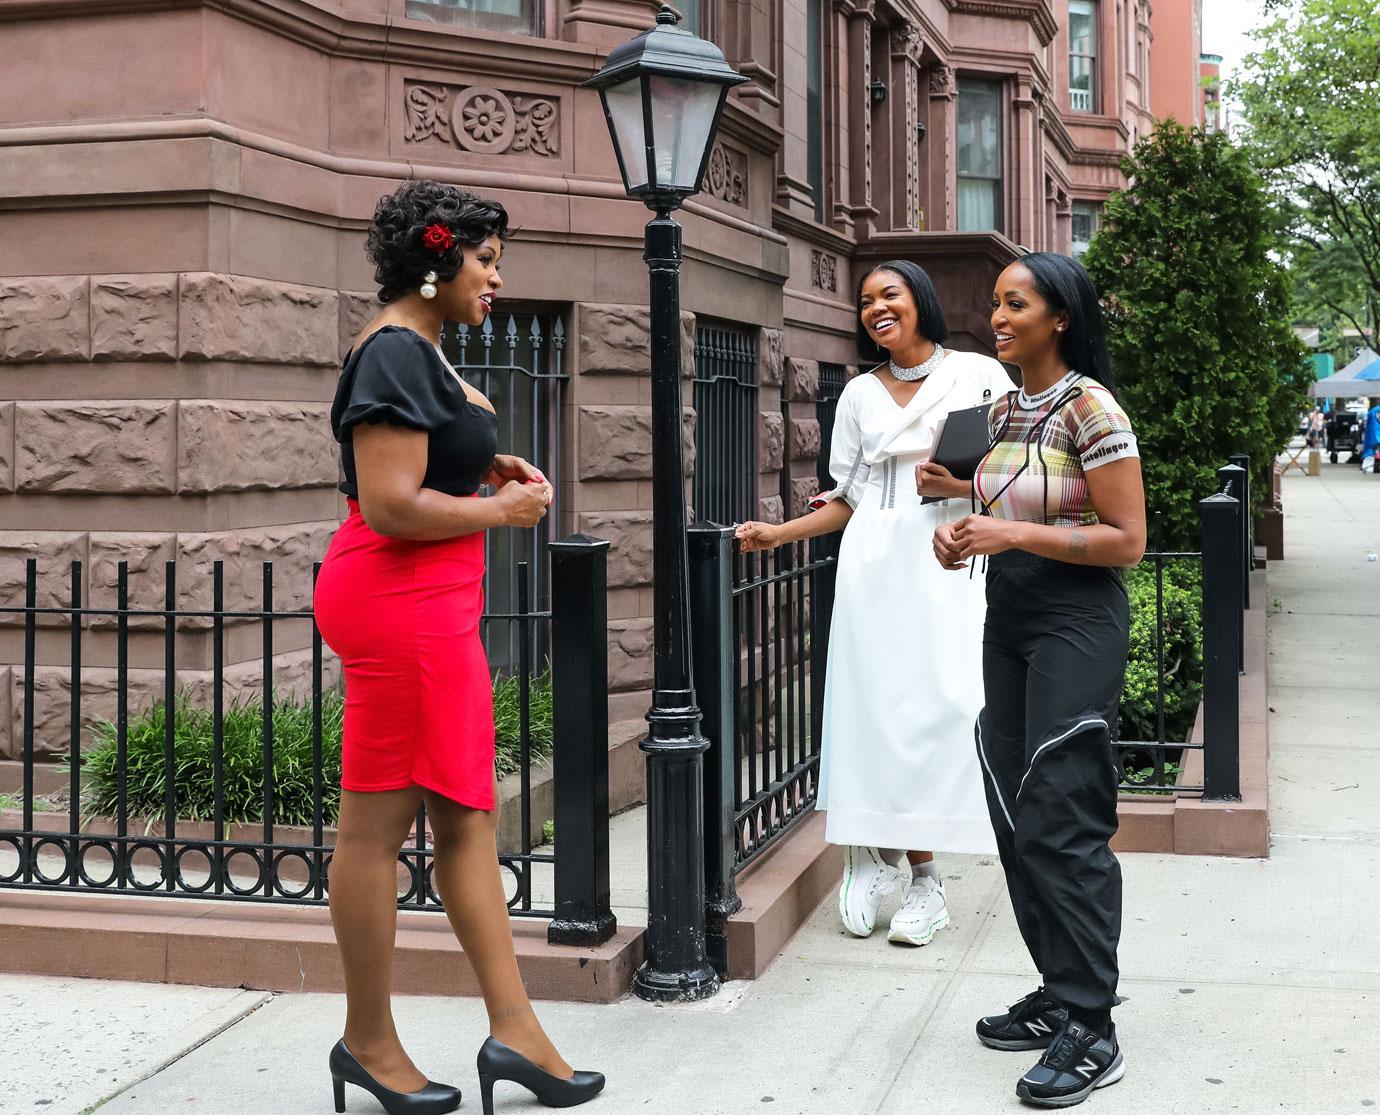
[442,311,567,675]
[692,321,758,526]
[1115,461,1248,801]
[689,525,838,969]
[816,363,847,492]
[686,452,1248,967]
[0,537,614,947]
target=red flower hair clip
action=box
[421,223,455,253]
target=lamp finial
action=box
[656,4,681,25]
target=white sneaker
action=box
[838,846,909,938]
[887,874,951,946]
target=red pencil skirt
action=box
[313,499,495,810]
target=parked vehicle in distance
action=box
[1328,409,1364,463]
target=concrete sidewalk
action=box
[2,463,1377,1115]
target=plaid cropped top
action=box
[973,371,1138,527]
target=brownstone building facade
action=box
[0,0,1188,752]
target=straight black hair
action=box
[1017,251,1117,396]
[855,259,949,363]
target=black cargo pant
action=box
[976,551,1129,1030]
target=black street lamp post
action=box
[583,5,746,1003]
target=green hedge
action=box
[80,670,553,827]
[1118,562,1203,745]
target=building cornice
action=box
[1059,112,1132,167]
[0,116,789,248]
[940,0,1058,47]
[1069,148,1126,168]
[0,0,607,80]
[1043,108,1078,162]
[946,47,1051,93]
[854,229,1023,269]
[772,206,857,257]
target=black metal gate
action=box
[692,322,758,526]
[443,311,567,675]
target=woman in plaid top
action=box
[933,253,1145,1109]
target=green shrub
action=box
[1082,121,1310,551]
[1120,757,1183,796]
[80,670,553,827]
[1118,561,1203,745]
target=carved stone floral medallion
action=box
[811,250,838,293]
[454,87,516,153]
[403,80,559,158]
[703,142,748,206]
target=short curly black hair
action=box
[365,180,510,304]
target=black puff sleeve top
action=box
[332,326,498,499]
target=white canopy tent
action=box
[1311,378,1380,399]
[1312,347,1380,398]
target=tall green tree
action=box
[1082,121,1309,550]
[1235,0,1380,345]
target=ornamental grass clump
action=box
[81,692,345,828]
[81,670,554,828]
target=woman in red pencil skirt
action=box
[314,181,603,1115]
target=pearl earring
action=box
[419,272,439,300]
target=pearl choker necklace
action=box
[889,344,944,382]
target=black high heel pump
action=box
[329,1040,463,1115]
[476,1037,605,1113]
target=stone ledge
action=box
[1113,567,1269,858]
[723,811,840,981]
[0,890,644,1004]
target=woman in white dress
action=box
[736,260,1011,944]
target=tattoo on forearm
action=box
[1068,530,1089,558]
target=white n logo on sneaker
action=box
[1073,1058,1100,1080]
[1025,1017,1053,1038]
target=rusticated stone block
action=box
[0,276,89,362]
[0,402,14,492]
[577,405,695,480]
[179,273,338,366]
[758,410,784,473]
[608,618,653,692]
[786,357,821,403]
[91,275,177,361]
[181,646,343,710]
[178,521,339,622]
[16,404,175,494]
[758,328,784,387]
[844,364,862,381]
[577,511,652,588]
[757,495,784,525]
[790,476,819,518]
[7,665,163,761]
[790,417,821,461]
[86,533,178,630]
[339,290,378,361]
[576,304,695,378]
[0,532,86,628]
[177,402,337,493]
[578,304,649,376]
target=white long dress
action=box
[815,350,1012,854]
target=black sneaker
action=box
[1015,1020,1124,1108]
[976,987,1069,1050]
